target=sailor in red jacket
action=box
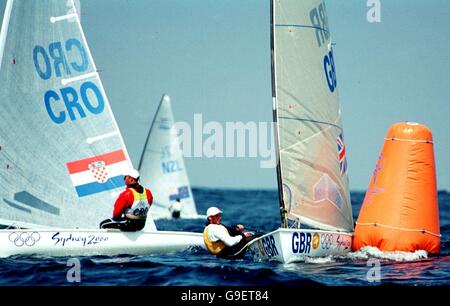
[99,168,153,231]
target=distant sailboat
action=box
[138,94,204,220]
[0,0,204,257]
[244,0,354,263]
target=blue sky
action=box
[1,0,449,191]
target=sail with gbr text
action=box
[272,0,353,231]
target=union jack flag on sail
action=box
[337,132,347,176]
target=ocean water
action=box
[0,189,449,287]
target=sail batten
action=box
[272,0,353,231]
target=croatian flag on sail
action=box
[168,186,190,201]
[337,133,347,176]
[66,150,128,197]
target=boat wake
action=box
[277,246,429,266]
[347,246,428,261]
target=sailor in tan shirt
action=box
[203,206,253,258]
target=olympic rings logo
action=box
[320,233,333,250]
[8,232,41,247]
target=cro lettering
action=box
[44,81,105,124]
[33,38,88,80]
[33,38,106,124]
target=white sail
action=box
[272,0,353,231]
[0,0,156,230]
[138,94,200,219]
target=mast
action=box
[0,0,14,72]
[270,0,287,228]
[138,94,167,170]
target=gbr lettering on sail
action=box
[309,1,337,93]
[33,38,104,124]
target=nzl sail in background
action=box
[246,0,354,263]
[0,0,204,257]
[138,94,203,219]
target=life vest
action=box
[125,188,149,220]
[203,225,226,255]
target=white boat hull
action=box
[152,212,207,221]
[246,228,352,263]
[0,229,206,258]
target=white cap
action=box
[206,206,222,217]
[123,168,140,179]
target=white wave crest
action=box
[304,255,335,264]
[283,255,335,266]
[347,246,428,261]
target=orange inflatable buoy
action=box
[353,122,440,254]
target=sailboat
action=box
[138,94,204,220]
[0,0,204,257]
[245,0,354,263]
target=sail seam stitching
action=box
[278,116,342,130]
[275,24,329,34]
